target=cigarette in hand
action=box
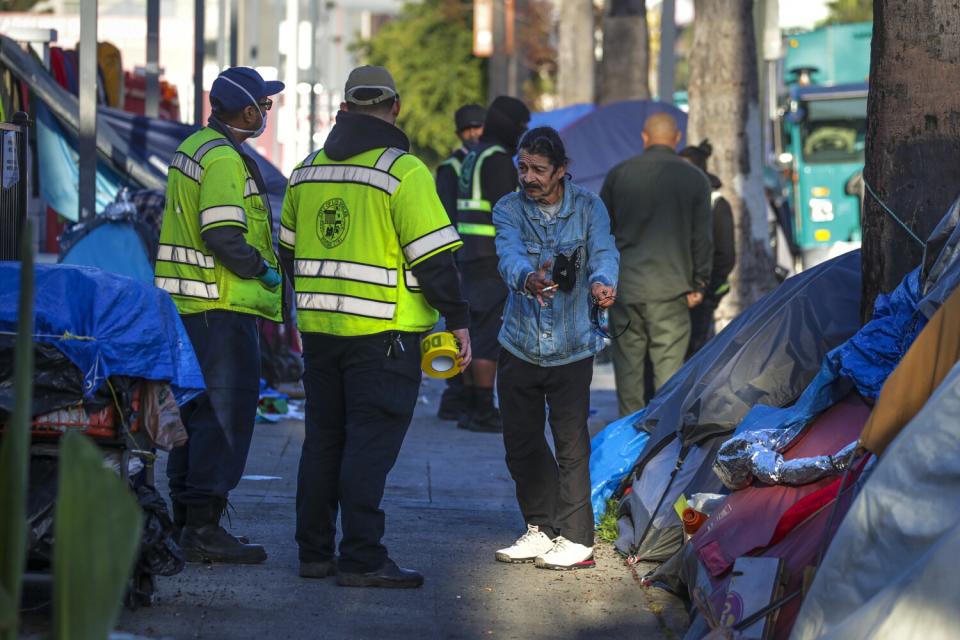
[542,284,559,292]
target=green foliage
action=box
[0,222,34,640]
[817,0,873,27]
[597,498,620,543]
[53,432,143,640]
[358,0,485,165]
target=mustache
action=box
[521,181,543,190]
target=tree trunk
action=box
[557,0,595,105]
[861,0,960,320]
[687,0,775,322]
[598,0,651,103]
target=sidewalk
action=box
[116,363,688,640]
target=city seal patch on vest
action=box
[317,198,350,248]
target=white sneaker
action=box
[534,536,595,570]
[495,524,555,564]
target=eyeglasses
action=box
[591,297,629,340]
[257,99,273,111]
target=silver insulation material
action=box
[714,432,859,490]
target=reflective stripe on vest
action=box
[168,138,233,183]
[171,153,201,182]
[200,205,247,228]
[279,224,296,247]
[456,145,505,237]
[290,164,400,194]
[456,198,491,212]
[439,156,463,177]
[157,243,215,269]
[456,222,497,237]
[244,178,260,196]
[404,269,421,292]
[295,259,398,287]
[402,225,460,264]
[155,276,220,300]
[375,147,406,172]
[296,292,396,320]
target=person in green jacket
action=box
[600,113,713,416]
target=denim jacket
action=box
[493,177,620,367]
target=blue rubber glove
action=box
[258,262,282,290]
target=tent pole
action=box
[78,0,98,221]
[658,0,676,103]
[145,0,160,118]
[193,0,205,125]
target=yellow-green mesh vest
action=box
[455,144,506,261]
[279,146,462,336]
[155,127,281,321]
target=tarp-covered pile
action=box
[0,263,204,405]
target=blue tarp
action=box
[528,103,594,133]
[0,263,204,404]
[60,223,155,283]
[35,102,127,221]
[561,100,687,193]
[589,410,650,524]
[736,199,960,438]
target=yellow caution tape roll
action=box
[420,331,461,379]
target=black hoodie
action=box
[706,172,735,300]
[279,111,469,330]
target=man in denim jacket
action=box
[491,127,620,570]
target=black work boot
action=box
[437,376,465,421]
[455,387,477,431]
[465,388,502,433]
[299,559,338,579]
[336,559,423,589]
[179,503,267,564]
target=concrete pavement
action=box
[116,363,689,640]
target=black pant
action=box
[296,331,421,573]
[168,310,261,507]
[497,350,595,547]
[687,296,720,359]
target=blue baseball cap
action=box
[209,67,285,112]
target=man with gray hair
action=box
[600,112,713,416]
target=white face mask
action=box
[217,75,267,138]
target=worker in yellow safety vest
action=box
[454,96,530,433]
[435,103,485,422]
[155,66,284,565]
[279,65,471,588]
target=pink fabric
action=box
[692,394,870,577]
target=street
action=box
[115,364,688,640]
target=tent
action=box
[645,217,960,639]
[561,100,687,193]
[596,250,861,559]
[528,103,594,132]
[613,197,960,563]
[790,288,960,640]
[529,100,687,194]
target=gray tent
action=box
[790,362,960,640]
[614,251,863,560]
